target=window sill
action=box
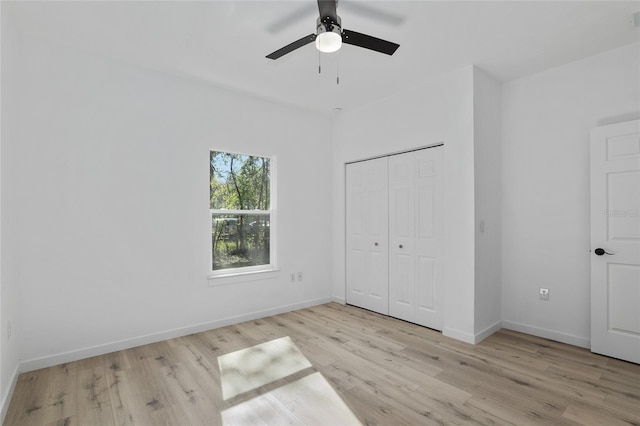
[208,268,280,287]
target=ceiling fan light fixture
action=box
[316,31,342,52]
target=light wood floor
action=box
[4,303,640,425]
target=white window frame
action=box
[208,153,278,281]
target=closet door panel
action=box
[346,158,389,315]
[414,148,444,329]
[389,152,416,321]
[389,147,443,329]
[346,164,366,306]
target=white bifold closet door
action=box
[345,156,389,314]
[346,146,443,330]
[388,148,443,329]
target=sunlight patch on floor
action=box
[221,372,361,425]
[218,336,312,400]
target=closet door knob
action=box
[374,242,378,246]
[594,248,613,256]
[399,244,403,249]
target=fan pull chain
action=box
[318,49,321,74]
[336,51,340,84]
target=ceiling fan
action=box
[266,0,400,60]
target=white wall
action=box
[501,43,640,347]
[473,68,502,338]
[3,35,334,369]
[0,5,21,419]
[332,66,478,341]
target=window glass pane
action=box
[210,152,270,210]
[212,213,270,271]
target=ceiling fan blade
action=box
[317,0,338,21]
[342,29,399,55]
[266,34,316,60]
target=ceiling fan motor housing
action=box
[316,15,342,38]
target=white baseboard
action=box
[442,327,476,344]
[502,320,590,349]
[443,321,503,345]
[1,362,20,424]
[331,296,346,305]
[20,297,333,372]
[474,320,503,344]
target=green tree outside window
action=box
[210,151,272,271]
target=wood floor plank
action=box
[562,400,640,426]
[602,392,640,421]
[159,362,220,426]
[599,366,640,393]
[437,360,589,423]
[115,344,190,426]
[5,364,77,426]
[5,369,53,425]
[342,384,426,426]
[76,366,114,426]
[43,417,75,426]
[467,395,580,426]
[104,363,136,426]
[439,337,551,376]
[5,303,640,426]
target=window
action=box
[210,151,275,276]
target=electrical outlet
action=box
[539,288,550,301]
[297,272,303,282]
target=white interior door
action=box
[590,119,640,364]
[346,157,389,315]
[389,147,443,330]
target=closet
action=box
[346,146,443,330]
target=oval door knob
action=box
[594,248,614,256]
[374,242,378,246]
[399,244,403,249]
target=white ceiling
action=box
[6,1,640,112]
